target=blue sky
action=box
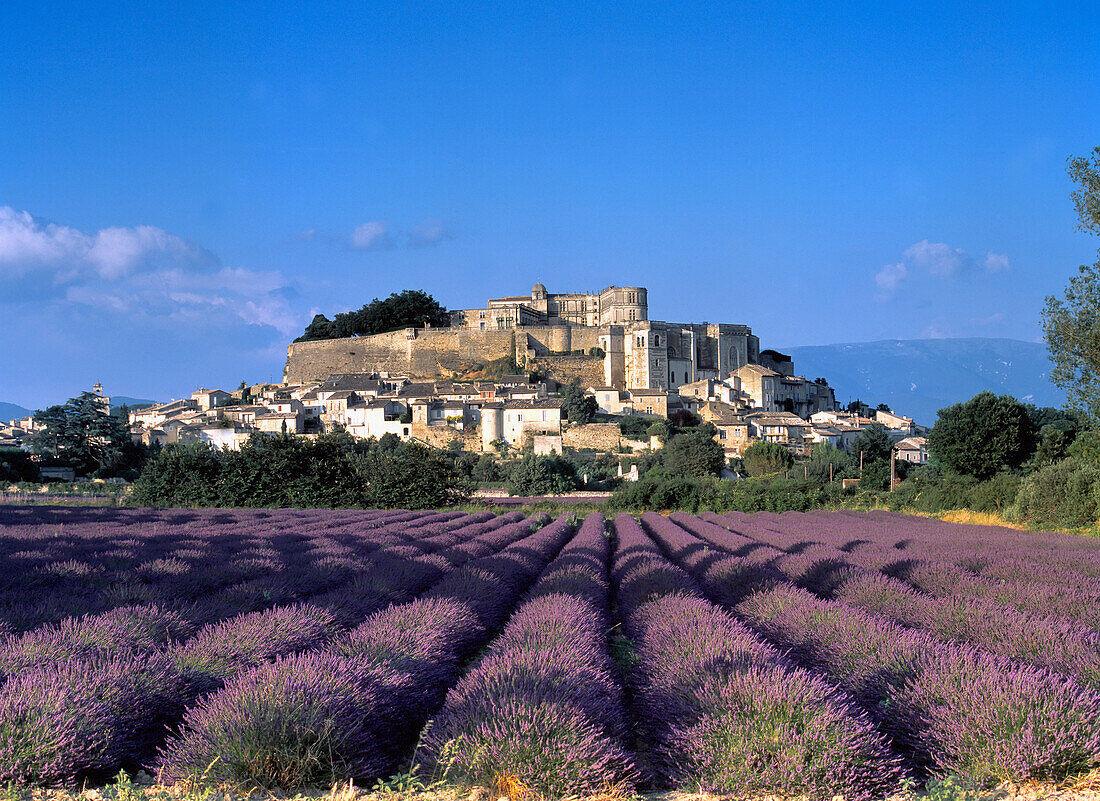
[2,2,1098,408]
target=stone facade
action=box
[285,328,517,384]
[561,423,622,452]
[461,283,647,329]
[410,421,481,451]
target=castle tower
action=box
[598,286,647,325]
[601,327,626,389]
[481,403,504,452]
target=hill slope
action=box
[0,402,31,422]
[785,338,1066,426]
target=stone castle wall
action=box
[527,355,606,388]
[284,325,610,384]
[284,328,518,384]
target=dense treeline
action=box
[129,433,471,509]
[295,290,449,342]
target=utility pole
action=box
[890,447,896,489]
[829,461,834,483]
[859,449,864,479]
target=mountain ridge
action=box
[784,337,1064,426]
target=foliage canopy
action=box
[1043,147,1100,419]
[295,290,449,342]
[927,392,1036,480]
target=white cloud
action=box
[875,262,908,293]
[1,207,304,337]
[0,206,209,281]
[408,219,454,248]
[350,221,392,250]
[984,252,1010,273]
[874,239,1009,299]
[903,240,969,277]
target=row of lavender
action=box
[3,507,1100,796]
[639,512,1100,784]
[704,510,1100,679]
[0,508,555,784]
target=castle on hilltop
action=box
[284,282,831,414]
[456,283,649,329]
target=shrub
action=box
[742,441,793,477]
[619,415,650,441]
[0,654,189,785]
[0,605,193,679]
[506,455,577,496]
[1013,457,1100,529]
[173,604,341,692]
[159,653,418,788]
[663,427,724,477]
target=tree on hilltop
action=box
[296,290,449,342]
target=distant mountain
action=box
[784,338,1066,427]
[110,396,159,411]
[0,395,158,423]
[0,402,30,422]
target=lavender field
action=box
[2,504,1100,798]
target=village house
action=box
[129,399,199,430]
[896,435,929,465]
[746,411,814,455]
[697,401,752,457]
[191,388,230,411]
[346,399,412,440]
[876,409,917,435]
[254,411,305,435]
[480,399,565,451]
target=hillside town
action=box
[1,284,931,478]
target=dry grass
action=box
[932,509,1027,529]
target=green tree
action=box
[360,441,472,508]
[742,440,794,477]
[1033,426,1072,469]
[927,392,1036,480]
[804,441,852,481]
[1043,147,1100,418]
[506,454,577,496]
[129,440,224,507]
[663,425,725,478]
[559,383,597,425]
[852,423,894,465]
[29,392,137,476]
[295,290,449,342]
[646,419,670,441]
[130,434,470,509]
[1068,146,1100,236]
